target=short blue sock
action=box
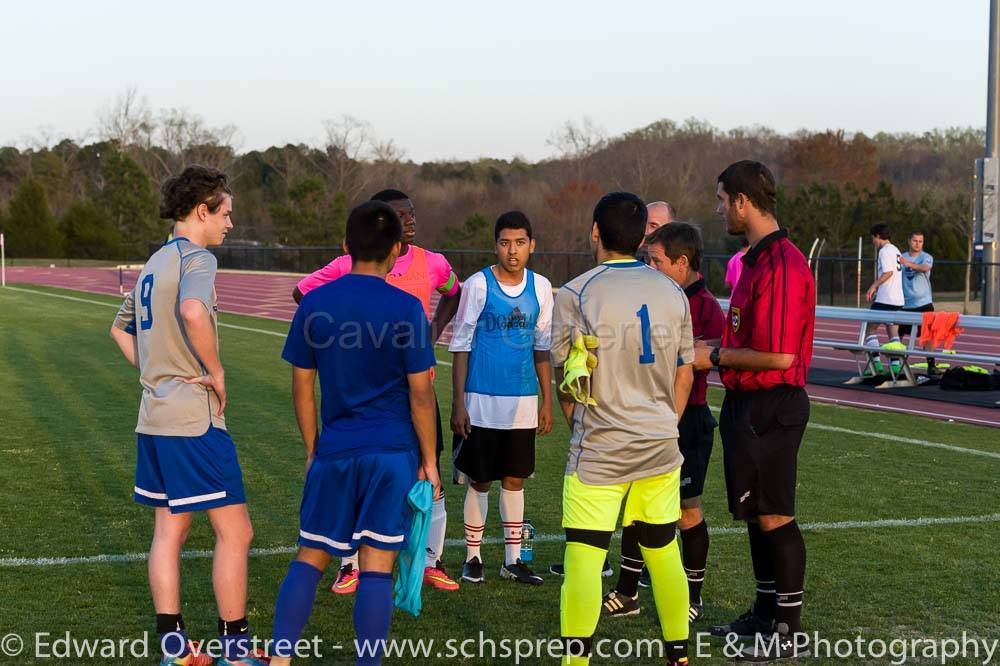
[272,560,324,658]
[353,572,394,666]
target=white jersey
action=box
[875,243,904,306]
[448,269,553,429]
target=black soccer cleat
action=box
[548,558,614,577]
[500,560,544,585]
[601,590,640,617]
[709,605,775,638]
[461,557,485,584]
[688,599,704,623]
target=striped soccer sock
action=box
[499,487,524,565]
[765,520,806,635]
[463,487,488,561]
[615,523,643,598]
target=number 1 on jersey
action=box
[636,304,655,364]
[139,274,154,330]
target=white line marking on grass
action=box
[4,514,999,568]
[3,285,288,338]
[702,402,1000,460]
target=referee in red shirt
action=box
[694,161,816,662]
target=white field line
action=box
[3,513,999,568]
[5,285,999,451]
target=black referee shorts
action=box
[719,385,809,520]
[678,404,717,500]
[453,426,536,484]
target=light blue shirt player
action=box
[466,267,542,399]
[902,250,933,308]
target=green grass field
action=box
[1,284,999,665]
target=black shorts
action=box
[452,426,536,483]
[900,302,934,337]
[870,301,903,312]
[718,386,809,520]
[678,404,717,500]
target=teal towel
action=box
[394,480,433,616]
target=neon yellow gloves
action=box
[560,333,599,406]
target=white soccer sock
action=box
[499,487,524,566]
[425,496,447,568]
[464,487,488,562]
[341,553,358,571]
[865,334,880,347]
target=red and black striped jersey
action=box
[720,229,815,391]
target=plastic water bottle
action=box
[521,519,535,562]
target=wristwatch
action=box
[710,346,721,368]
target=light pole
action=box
[977,0,1000,315]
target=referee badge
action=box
[731,306,741,332]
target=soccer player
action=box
[294,189,461,594]
[899,231,937,373]
[863,223,905,373]
[553,192,695,666]
[270,200,441,666]
[694,161,816,661]
[448,211,554,586]
[604,222,725,623]
[109,166,267,666]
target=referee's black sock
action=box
[680,520,709,603]
[747,522,776,621]
[615,523,643,598]
[764,520,806,635]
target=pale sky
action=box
[0,0,990,162]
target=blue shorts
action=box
[298,450,417,556]
[134,426,247,514]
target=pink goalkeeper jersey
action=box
[297,245,459,318]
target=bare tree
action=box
[321,115,374,200]
[98,86,155,148]
[547,117,607,160]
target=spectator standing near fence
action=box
[900,231,937,373]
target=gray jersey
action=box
[113,238,225,436]
[552,260,694,485]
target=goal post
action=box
[116,264,145,296]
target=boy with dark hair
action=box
[604,222,725,623]
[554,192,694,665]
[270,200,440,666]
[295,189,462,594]
[110,166,266,666]
[449,211,554,586]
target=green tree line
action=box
[0,107,983,265]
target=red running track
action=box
[7,265,999,428]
